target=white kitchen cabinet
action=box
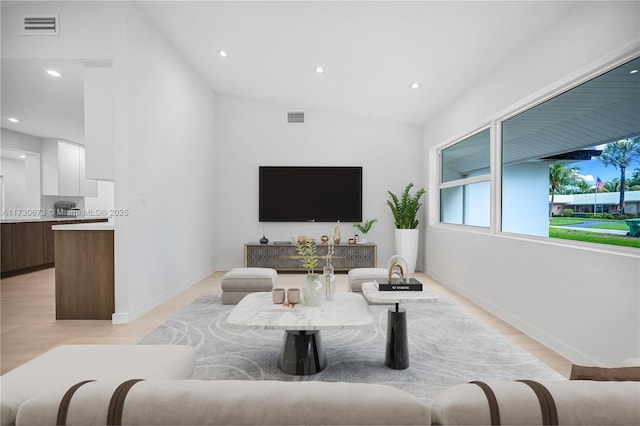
[41,140,98,197]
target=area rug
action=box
[139,294,564,402]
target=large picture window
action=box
[501,56,640,246]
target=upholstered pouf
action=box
[221,267,277,305]
[348,268,388,301]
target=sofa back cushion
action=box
[17,379,430,425]
[429,380,640,425]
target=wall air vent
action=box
[22,15,59,36]
[287,112,304,124]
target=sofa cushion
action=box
[429,380,640,425]
[569,364,640,381]
[17,379,430,425]
[1,345,195,426]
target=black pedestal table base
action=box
[278,330,326,375]
[385,305,409,370]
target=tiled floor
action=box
[0,268,572,376]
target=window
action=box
[439,128,491,227]
[436,55,640,248]
[501,56,640,244]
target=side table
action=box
[361,281,437,370]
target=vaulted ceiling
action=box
[1,1,579,144]
[2,0,637,163]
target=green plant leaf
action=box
[386,183,426,229]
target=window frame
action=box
[438,125,492,229]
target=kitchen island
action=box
[52,220,114,320]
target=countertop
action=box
[1,216,109,224]
[52,220,114,231]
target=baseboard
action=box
[112,312,129,324]
[114,264,217,324]
[426,268,600,366]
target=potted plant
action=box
[291,237,323,305]
[386,183,426,273]
[353,218,377,243]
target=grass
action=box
[549,228,640,248]
[549,218,585,226]
[589,223,631,230]
[550,217,630,231]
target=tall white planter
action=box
[395,229,419,274]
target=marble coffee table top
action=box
[227,292,373,331]
[362,281,438,304]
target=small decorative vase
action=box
[323,264,335,300]
[333,221,341,244]
[303,273,324,306]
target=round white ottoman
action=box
[221,267,278,304]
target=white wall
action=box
[84,181,115,214]
[1,129,42,213]
[120,4,217,321]
[215,94,424,270]
[1,158,26,210]
[2,2,218,323]
[424,1,640,366]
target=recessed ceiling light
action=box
[315,66,325,74]
[18,154,26,159]
[217,50,230,58]
[409,82,421,89]
[630,69,638,74]
[46,69,62,77]
[7,117,19,123]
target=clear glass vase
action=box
[323,264,335,300]
[303,273,324,306]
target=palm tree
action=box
[549,164,577,218]
[602,178,621,193]
[599,137,640,214]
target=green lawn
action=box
[549,228,640,248]
[589,223,631,230]
[549,218,585,226]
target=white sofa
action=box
[0,345,196,426]
[11,377,640,425]
[4,345,639,426]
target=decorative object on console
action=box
[333,221,341,244]
[259,235,269,244]
[320,235,329,244]
[353,218,378,243]
[292,237,324,306]
[323,243,336,300]
[386,183,426,273]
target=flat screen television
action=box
[259,166,362,222]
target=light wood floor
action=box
[1,268,572,376]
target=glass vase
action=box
[323,264,335,300]
[303,273,324,306]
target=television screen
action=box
[259,166,363,222]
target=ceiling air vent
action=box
[287,112,304,124]
[22,15,59,36]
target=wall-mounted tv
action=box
[259,166,363,222]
